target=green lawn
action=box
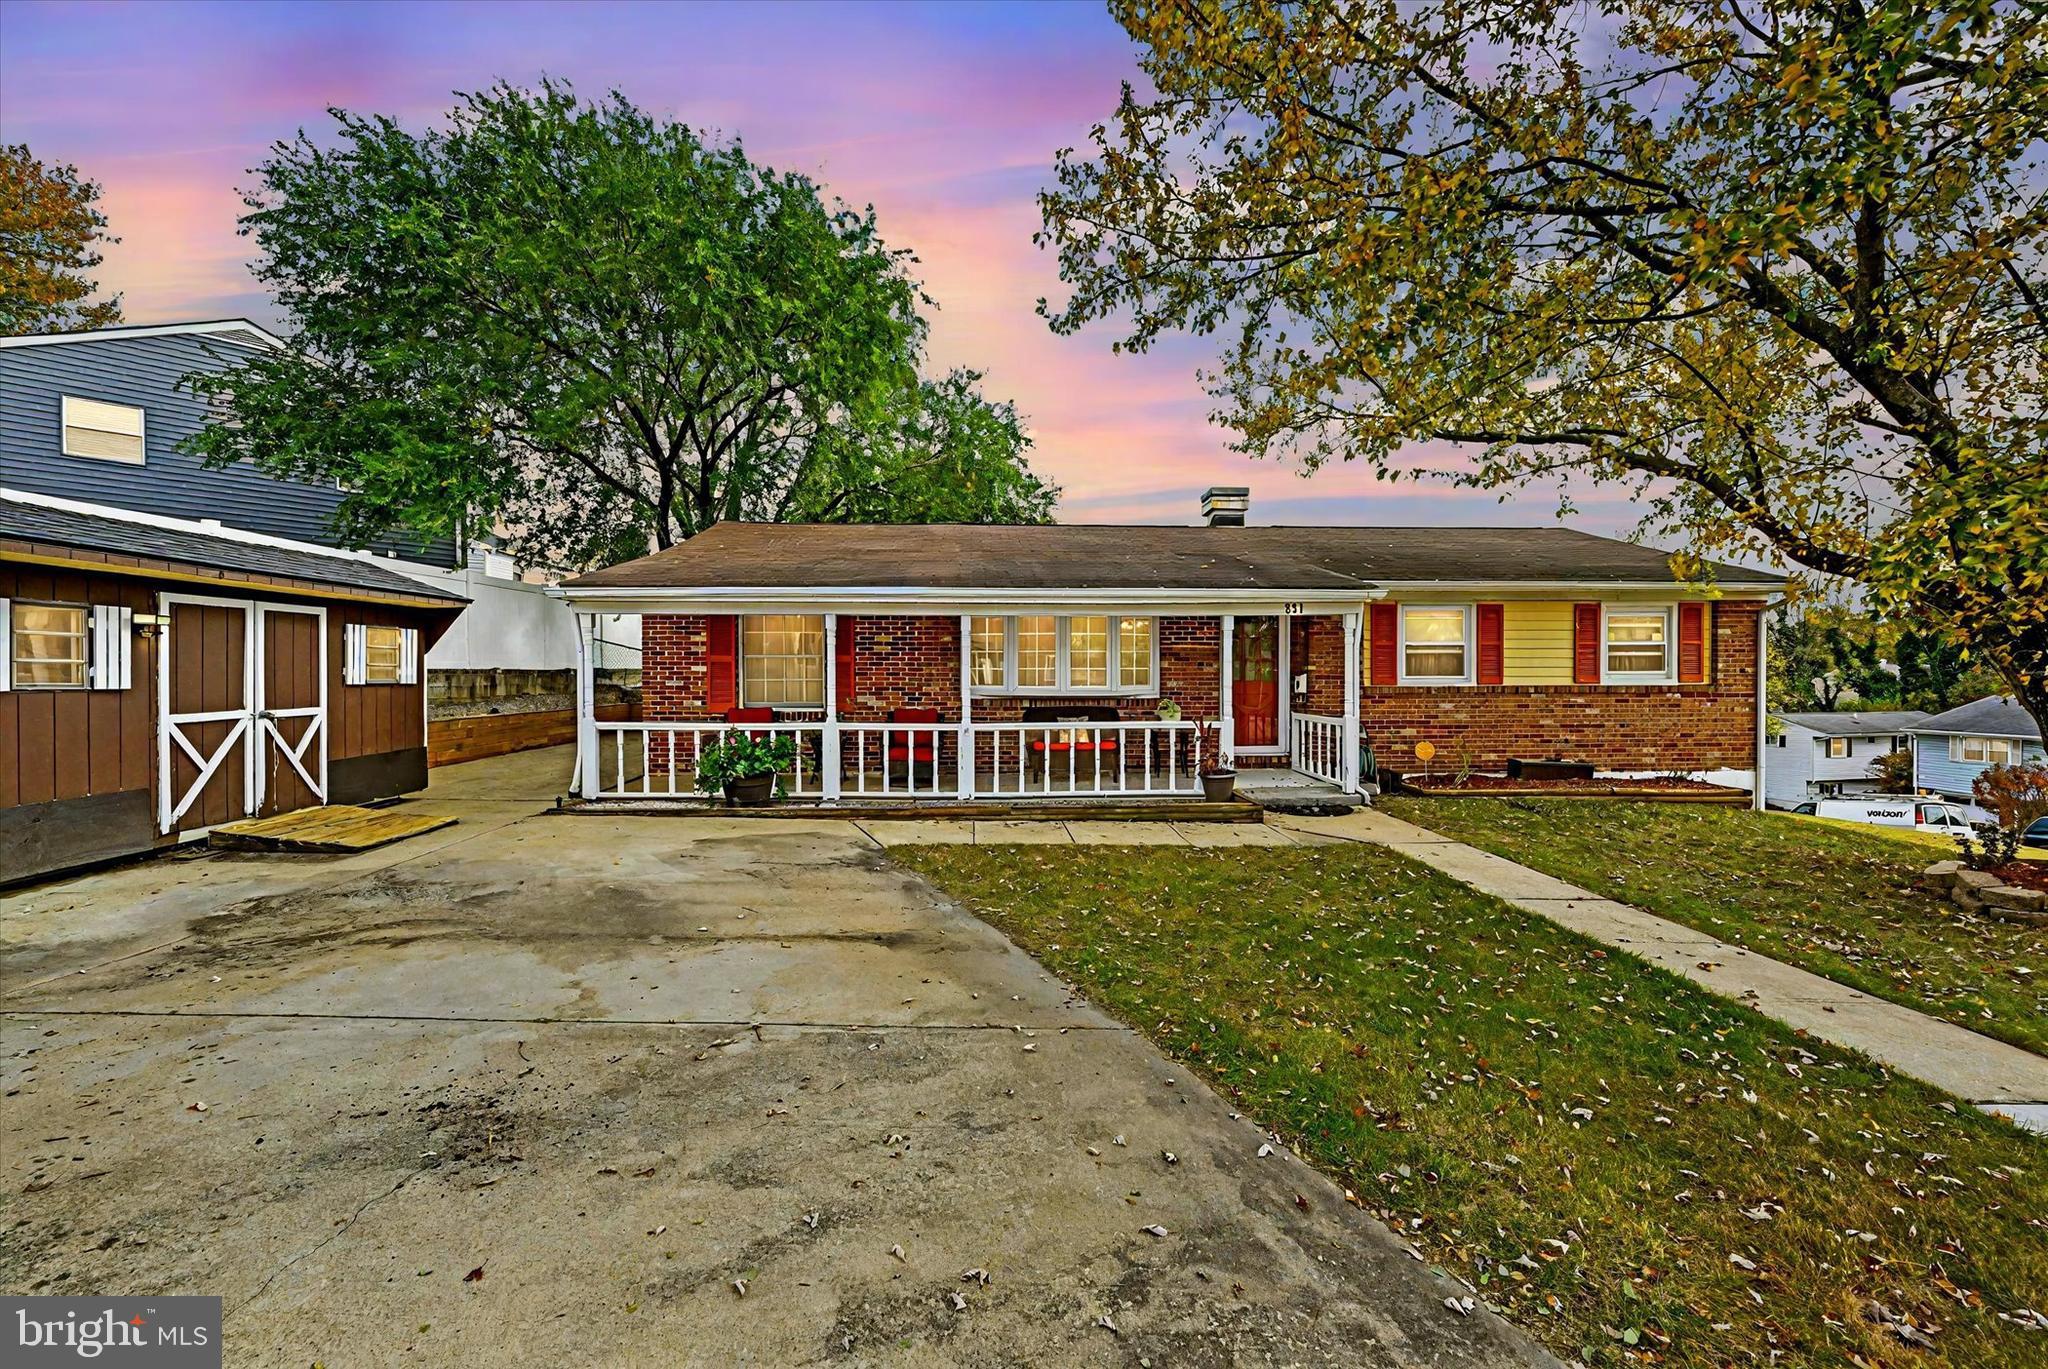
[896,844,2048,1369]
[1379,797,2048,1057]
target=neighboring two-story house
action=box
[0,318,638,685]
[1908,696,2045,816]
[1762,710,1926,810]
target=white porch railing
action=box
[589,721,828,799]
[585,718,1210,801]
[967,720,1204,798]
[1290,712,1346,786]
[839,722,955,798]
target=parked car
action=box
[2025,816,2048,850]
[1801,796,1975,836]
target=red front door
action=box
[1233,616,1280,748]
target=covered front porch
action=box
[562,599,1369,807]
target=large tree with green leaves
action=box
[1,144,122,335]
[1040,1,2047,733]
[188,82,1054,569]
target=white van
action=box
[1794,796,1974,835]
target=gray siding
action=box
[0,331,457,568]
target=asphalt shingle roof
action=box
[564,522,1782,592]
[0,498,467,605]
[1908,696,2042,741]
[1774,711,1930,736]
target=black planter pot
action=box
[1200,769,1238,803]
[724,772,776,807]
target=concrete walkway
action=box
[1266,808,2048,1128]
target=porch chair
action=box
[885,707,943,787]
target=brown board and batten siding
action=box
[2,499,465,885]
[1,561,157,832]
[327,602,432,804]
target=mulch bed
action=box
[1397,773,1747,800]
[1989,860,2048,893]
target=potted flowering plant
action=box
[694,733,797,806]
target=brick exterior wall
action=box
[636,604,1760,781]
[1294,602,1762,774]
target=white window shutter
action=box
[343,623,367,685]
[0,598,10,692]
[398,627,420,684]
[89,604,133,689]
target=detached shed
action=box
[1,496,466,883]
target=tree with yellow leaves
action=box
[1041,1,2046,733]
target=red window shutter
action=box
[706,616,737,713]
[1476,603,1504,685]
[1573,603,1602,684]
[1370,603,1399,684]
[835,616,857,703]
[1677,602,1707,683]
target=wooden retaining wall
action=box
[428,703,636,768]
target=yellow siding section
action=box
[1357,598,1716,686]
[1501,601,1574,683]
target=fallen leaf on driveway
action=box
[463,1266,484,1283]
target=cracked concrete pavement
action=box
[2,748,1552,1368]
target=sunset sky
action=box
[1,0,1649,533]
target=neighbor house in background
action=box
[0,494,465,884]
[1762,710,1927,810]
[0,319,640,757]
[554,490,1780,807]
[1907,696,2046,816]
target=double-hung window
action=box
[1603,605,1675,683]
[1824,736,1851,760]
[740,614,824,708]
[1951,735,2019,766]
[969,615,1157,694]
[1398,606,1471,684]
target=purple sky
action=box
[1,0,1648,533]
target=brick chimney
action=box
[1200,486,1250,527]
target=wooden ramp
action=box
[209,805,456,854]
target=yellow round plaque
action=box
[1414,740,1437,762]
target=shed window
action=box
[1399,606,1470,683]
[1950,735,2019,766]
[970,616,1159,695]
[362,625,405,684]
[1604,607,1673,681]
[12,603,88,687]
[740,614,824,708]
[61,396,145,463]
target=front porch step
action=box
[556,797,1267,823]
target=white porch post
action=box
[823,613,842,801]
[1219,614,1235,767]
[1342,609,1363,793]
[1753,602,1767,811]
[957,613,974,799]
[573,610,599,798]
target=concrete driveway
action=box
[3,748,1549,1368]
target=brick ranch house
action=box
[554,493,1779,807]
